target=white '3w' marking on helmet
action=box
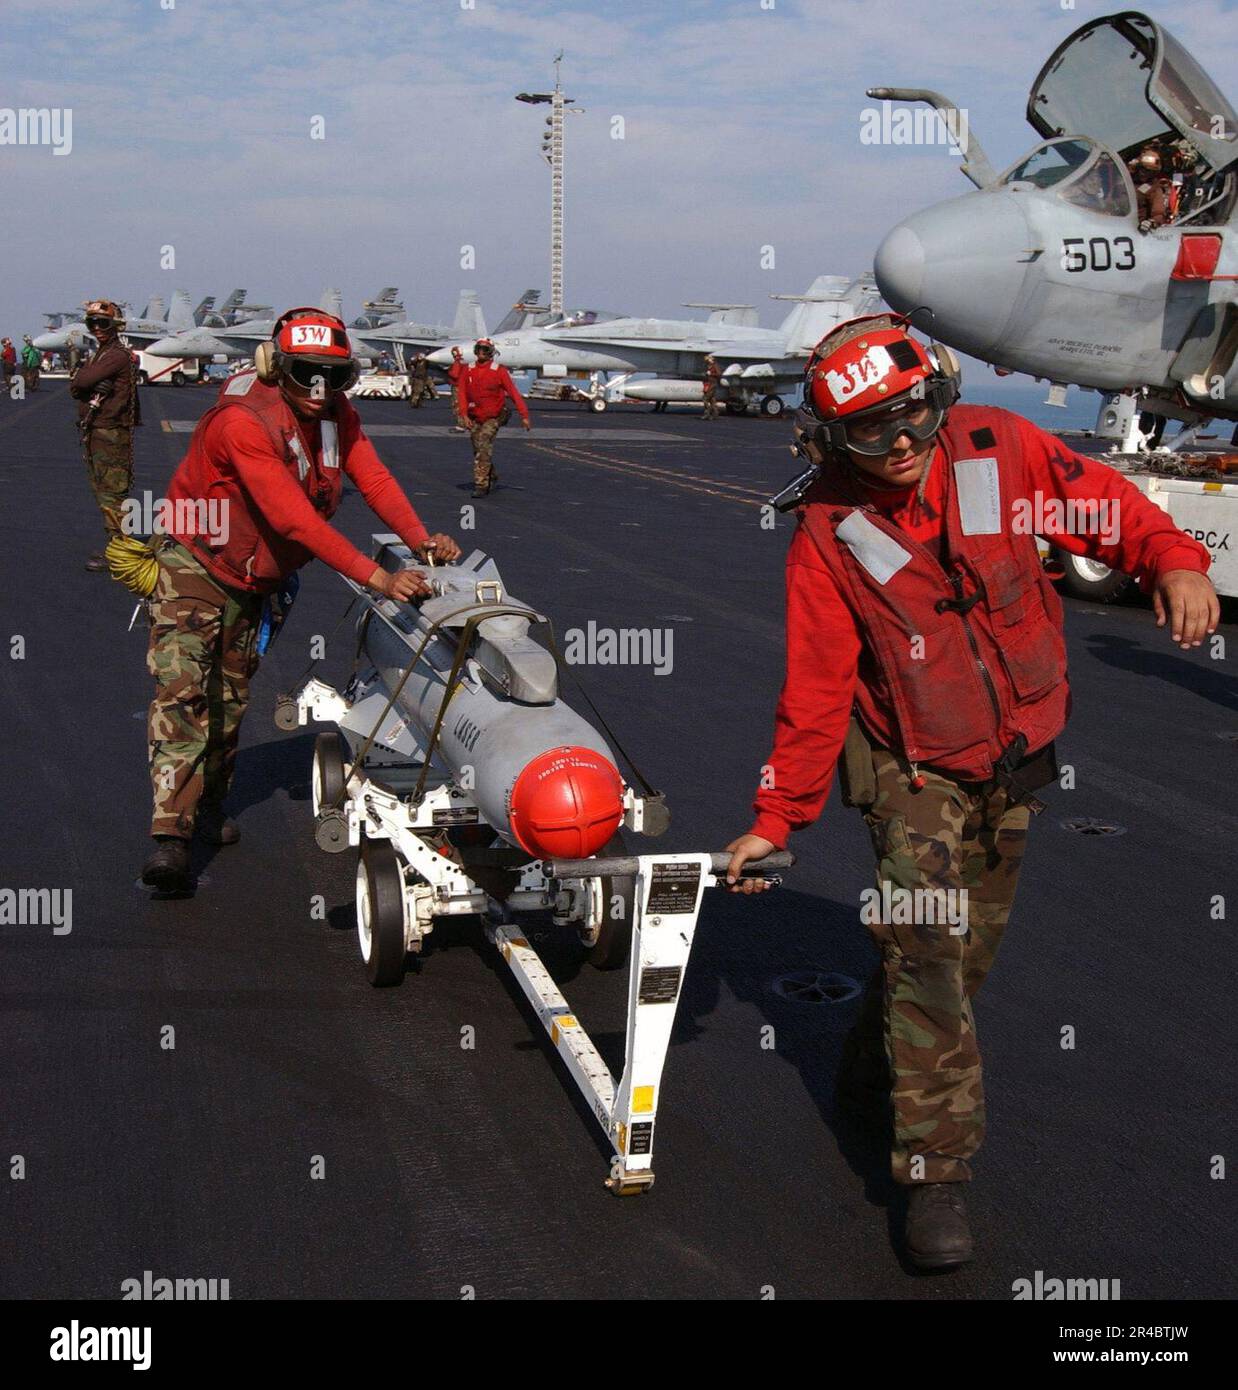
[823,344,893,405]
[290,324,331,348]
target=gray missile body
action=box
[357,539,625,859]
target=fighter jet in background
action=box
[491,290,557,335]
[352,291,488,368]
[351,289,405,330]
[145,290,347,361]
[33,290,196,354]
[427,275,881,415]
[870,9,1238,442]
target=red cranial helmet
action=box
[273,307,352,359]
[801,313,960,457]
[256,307,358,393]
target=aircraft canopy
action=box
[1028,11,1238,174]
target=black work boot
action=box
[141,837,192,893]
[905,1183,974,1271]
[85,552,107,572]
[196,805,240,845]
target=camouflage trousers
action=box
[450,385,463,425]
[408,379,434,408]
[469,416,503,489]
[702,387,719,420]
[83,426,134,539]
[845,741,1031,1185]
[146,542,263,839]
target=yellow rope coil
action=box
[106,535,160,596]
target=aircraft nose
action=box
[874,191,1030,357]
[146,336,185,358]
[873,225,925,310]
[426,347,453,366]
[32,333,60,351]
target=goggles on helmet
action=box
[283,356,357,393]
[834,385,950,456]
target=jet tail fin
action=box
[493,290,542,335]
[775,274,882,354]
[166,290,194,333]
[320,288,344,321]
[451,291,486,341]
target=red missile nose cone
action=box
[509,746,624,859]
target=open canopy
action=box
[1028,11,1238,175]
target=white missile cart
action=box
[276,538,790,1193]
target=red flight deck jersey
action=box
[165,372,430,594]
[748,406,1211,849]
[458,361,530,424]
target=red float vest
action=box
[798,404,1069,779]
[165,371,349,593]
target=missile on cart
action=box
[622,379,704,404]
[291,537,665,860]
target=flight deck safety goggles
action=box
[821,380,953,456]
[282,356,357,393]
[85,316,114,333]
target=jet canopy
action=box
[1028,11,1238,176]
[1000,137,1132,219]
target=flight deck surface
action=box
[2,386,1233,1299]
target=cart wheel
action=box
[760,394,785,418]
[590,397,607,413]
[312,731,348,816]
[356,838,408,987]
[1055,550,1130,603]
[589,832,636,971]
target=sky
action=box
[2,0,1236,416]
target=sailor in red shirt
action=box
[141,307,461,893]
[446,345,468,432]
[457,337,531,497]
[725,315,1217,1270]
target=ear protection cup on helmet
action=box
[253,340,279,383]
[926,342,962,405]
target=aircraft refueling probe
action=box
[274,537,792,1193]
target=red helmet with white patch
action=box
[799,313,960,457]
[273,307,352,359]
[807,318,936,420]
[255,306,358,392]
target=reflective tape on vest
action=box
[953,457,1002,535]
[288,432,311,481]
[321,419,339,469]
[224,372,256,397]
[835,510,913,585]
